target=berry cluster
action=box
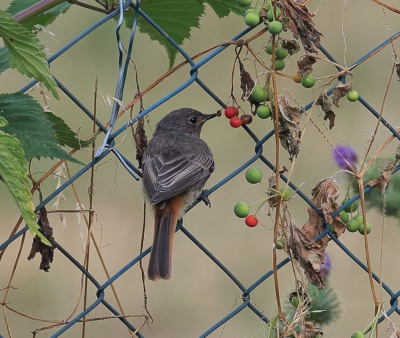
[237,0,362,99]
[338,200,372,235]
[224,106,253,128]
[233,167,291,229]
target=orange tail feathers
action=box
[148,196,183,280]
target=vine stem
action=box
[270,7,284,324]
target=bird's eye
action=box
[189,116,198,124]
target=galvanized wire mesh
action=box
[1,1,400,337]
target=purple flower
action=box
[322,253,332,278]
[332,145,358,170]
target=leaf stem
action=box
[12,0,67,24]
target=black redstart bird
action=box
[142,108,217,281]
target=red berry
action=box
[230,116,243,128]
[225,106,239,119]
[245,215,258,227]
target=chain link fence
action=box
[1,1,400,337]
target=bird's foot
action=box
[198,190,211,207]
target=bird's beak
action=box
[204,113,218,121]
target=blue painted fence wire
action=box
[1,0,400,336]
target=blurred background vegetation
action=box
[0,0,400,337]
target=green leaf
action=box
[0,10,59,99]
[126,0,205,69]
[0,129,50,246]
[43,111,95,149]
[203,0,247,18]
[0,116,8,127]
[0,92,83,164]
[0,46,11,74]
[7,0,71,31]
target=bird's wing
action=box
[142,150,214,205]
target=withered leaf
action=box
[288,178,345,288]
[281,39,300,55]
[298,321,323,338]
[316,92,335,129]
[367,144,400,190]
[297,55,317,76]
[276,96,302,161]
[28,207,55,272]
[268,175,278,208]
[396,63,400,80]
[239,60,255,101]
[332,82,352,108]
[134,117,148,169]
[280,0,323,54]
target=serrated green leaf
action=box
[43,111,95,149]
[7,0,71,31]
[0,92,83,164]
[0,46,11,74]
[0,116,8,127]
[0,10,59,99]
[203,0,247,18]
[126,0,205,69]
[0,130,50,246]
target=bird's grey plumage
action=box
[142,108,215,211]
[142,108,216,280]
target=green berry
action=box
[358,222,371,235]
[234,202,250,218]
[353,214,363,224]
[238,0,252,6]
[256,105,272,119]
[347,90,359,102]
[268,21,283,35]
[265,44,273,55]
[301,74,316,88]
[266,7,281,21]
[351,331,365,338]
[245,8,260,16]
[343,199,358,213]
[245,13,260,27]
[251,85,269,102]
[339,210,349,223]
[245,167,263,184]
[276,239,285,249]
[280,188,291,201]
[264,2,272,10]
[291,296,299,307]
[275,47,288,60]
[271,59,285,71]
[346,219,360,233]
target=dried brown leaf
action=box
[288,178,345,288]
[298,321,323,338]
[316,92,335,129]
[276,96,302,161]
[396,63,400,80]
[268,175,278,208]
[297,55,317,76]
[134,117,148,169]
[28,207,55,272]
[281,39,301,55]
[367,144,400,190]
[239,60,255,101]
[281,0,323,54]
[332,82,352,107]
